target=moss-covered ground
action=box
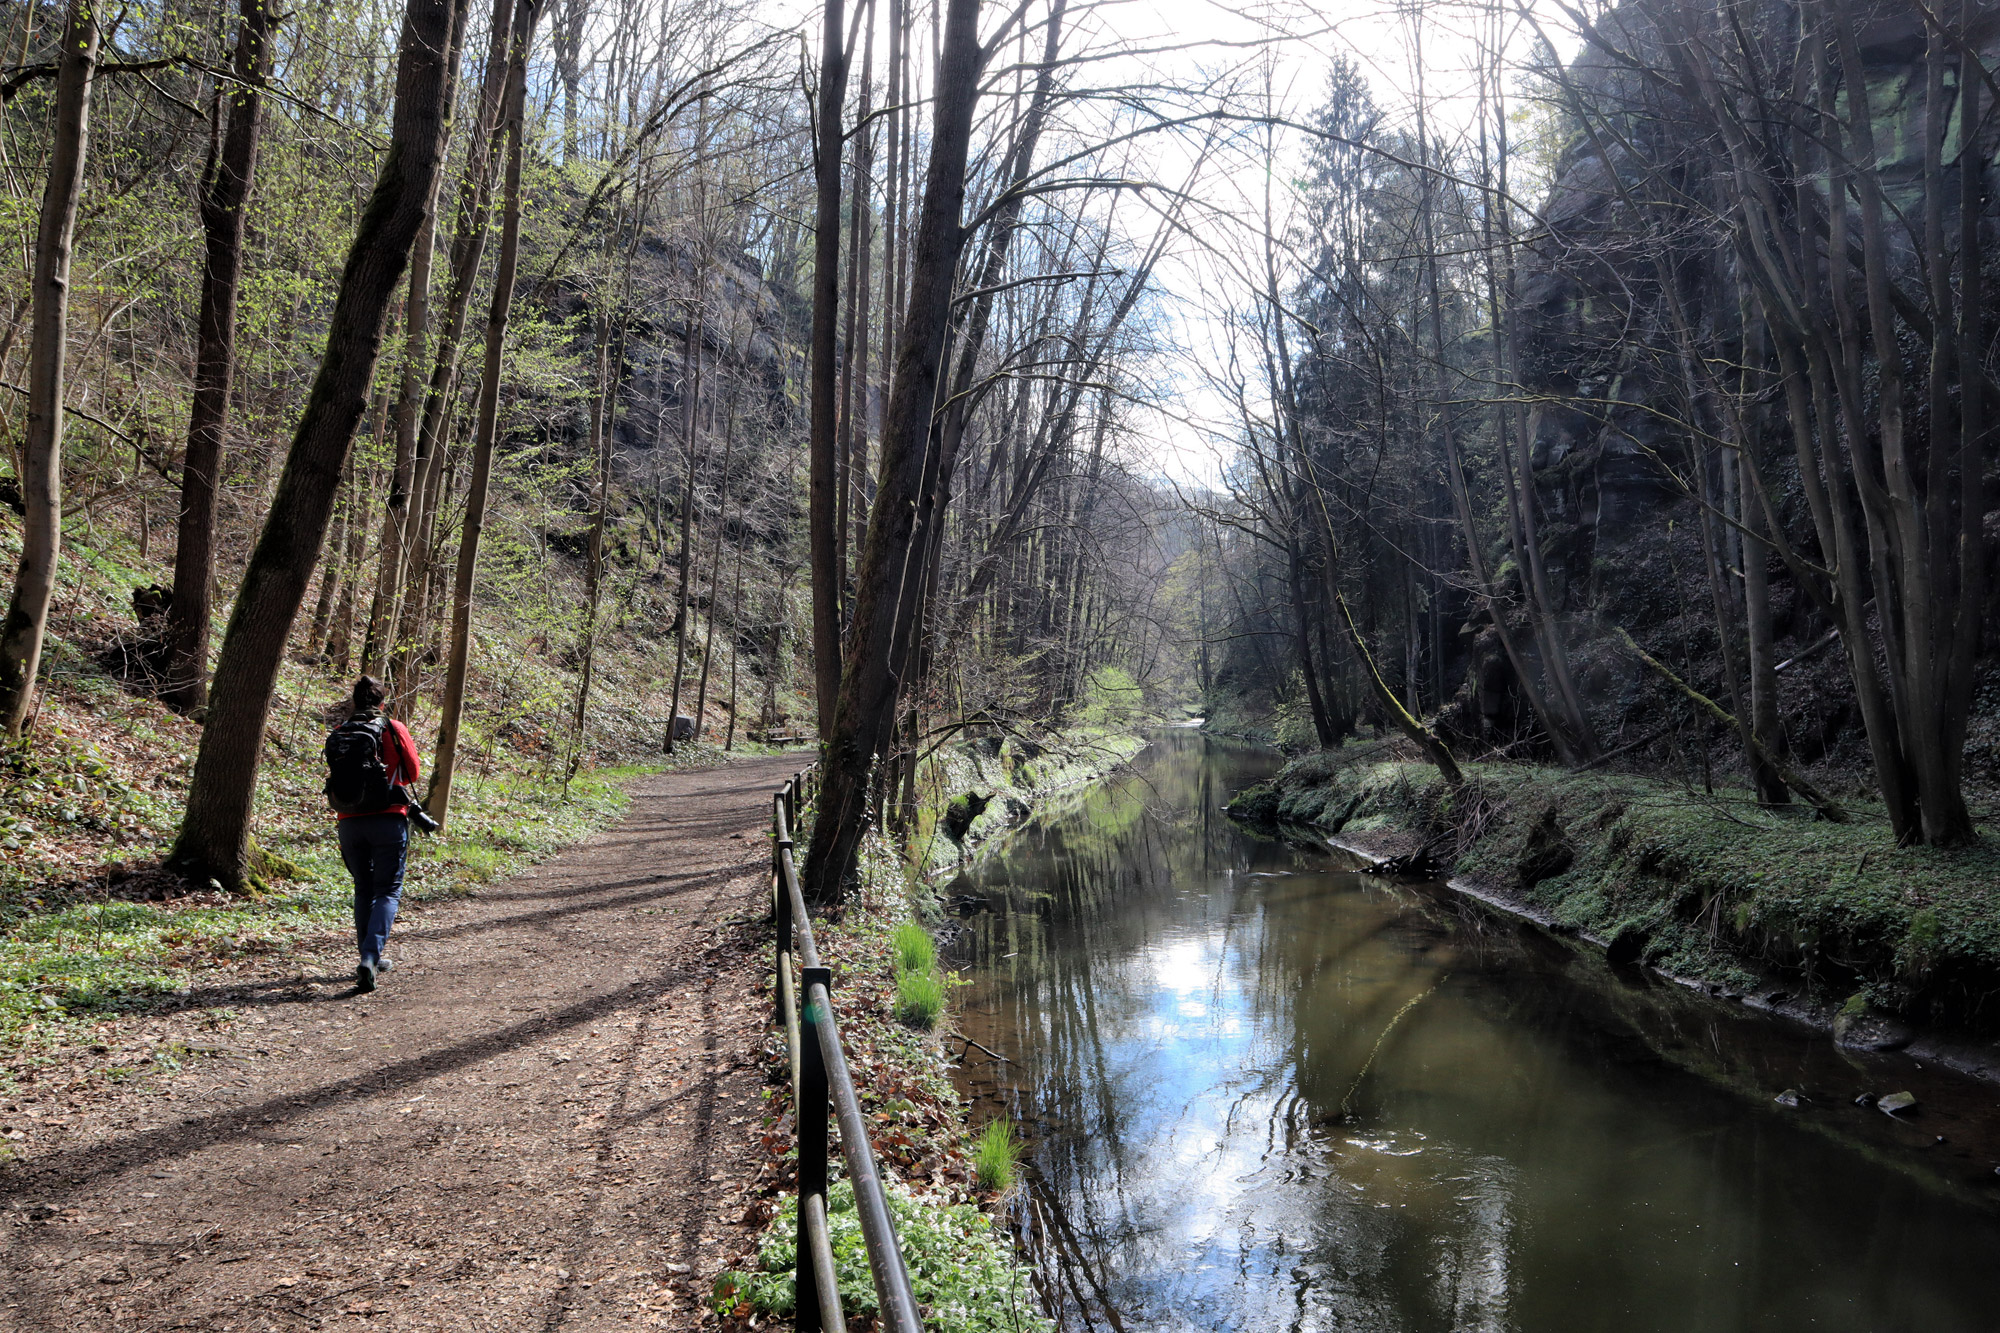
[1232,750,2000,1033]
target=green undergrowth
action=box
[721,829,1048,1332]
[718,1179,1045,1333]
[0,497,762,1065]
[892,918,946,1029]
[0,762,646,1053]
[972,1119,1019,1194]
[1232,753,2000,1030]
[913,726,1148,876]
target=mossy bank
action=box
[1228,750,2000,1063]
[912,728,1148,877]
[718,726,1147,1329]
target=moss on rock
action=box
[1235,754,2000,1033]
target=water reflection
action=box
[955,730,2000,1333]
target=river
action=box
[951,729,2000,1333]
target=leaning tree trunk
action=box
[162,0,275,715]
[426,0,543,825]
[803,0,984,905]
[0,0,98,737]
[168,0,471,889]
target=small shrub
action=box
[896,967,946,1030]
[893,921,936,975]
[972,1118,1018,1194]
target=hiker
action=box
[325,675,424,993]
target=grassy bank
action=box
[0,504,779,1087]
[717,828,1050,1332]
[717,828,1051,1333]
[1229,749,2000,1038]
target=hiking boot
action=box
[355,960,377,993]
[376,958,395,976]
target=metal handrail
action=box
[773,766,924,1333]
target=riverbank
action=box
[1227,747,2000,1069]
[912,728,1150,876]
[716,726,1148,1328]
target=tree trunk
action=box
[1736,310,1789,805]
[426,0,542,824]
[664,308,701,752]
[567,308,617,773]
[803,0,983,905]
[0,0,97,736]
[163,0,274,714]
[387,0,519,709]
[329,452,372,674]
[835,11,875,593]
[808,0,851,740]
[169,0,471,888]
[723,520,746,751]
[308,453,353,653]
[360,164,442,677]
[693,403,736,736]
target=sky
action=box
[769,0,1591,487]
[1092,0,1587,490]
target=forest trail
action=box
[0,754,802,1331]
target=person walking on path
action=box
[325,675,423,993]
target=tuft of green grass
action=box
[972,1118,1019,1194]
[895,967,946,1030]
[892,920,935,976]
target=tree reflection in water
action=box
[954,729,2000,1333]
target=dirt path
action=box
[1,755,802,1331]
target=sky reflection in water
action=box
[955,730,2000,1333]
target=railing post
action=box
[774,876,792,1030]
[773,793,787,1002]
[797,965,833,1333]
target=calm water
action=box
[952,730,2000,1333]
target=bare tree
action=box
[162,0,277,715]
[428,0,546,823]
[804,0,984,903]
[169,0,473,888]
[0,0,98,736]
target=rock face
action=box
[1519,0,1985,541]
[1512,0,2000,763]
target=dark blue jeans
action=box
[337,814,408,964]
